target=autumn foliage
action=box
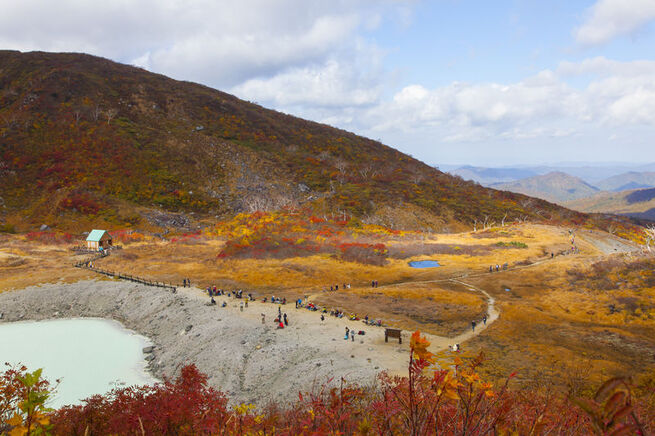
[2,332,654,435]
[213,210,397,264]
[1,50,629,236]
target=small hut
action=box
[86,229,112,251]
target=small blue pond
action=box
[408,260,441,268]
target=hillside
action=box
[491,171,599,204]
[565,187,655,221]
[0,50,584,232]
[594,171,655,192]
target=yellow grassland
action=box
[1,223,653,390]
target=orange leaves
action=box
[572,377,641,435]
[410,331,435,364]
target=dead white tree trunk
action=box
[645,225,655,252]
[106,108,117,125]
[358,163,373,180]
[334,159,348,185]
[93,104,102,122]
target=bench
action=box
[385,328,402,344]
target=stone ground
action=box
[0,276,501,405]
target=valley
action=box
[2,220,652,397]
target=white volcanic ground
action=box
[0,280,414,405]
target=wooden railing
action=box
[73,251,178,291]
[70,245,123,254]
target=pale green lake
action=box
[0,318,158,408]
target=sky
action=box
[1,0,655,167]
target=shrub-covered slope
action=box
[0,50,583,231]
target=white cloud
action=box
[350,57,655,155]
[0,0,400,88]
[575,0,655,45]
[230,39,385,109]
[558,56,655,77]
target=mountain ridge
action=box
[490,171,599,204]
[0,50,590,232]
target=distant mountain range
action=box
[448,164,655,187]
[564,188,655,221]
[490,172,600,204]
[594,172,655,192]
[450,165,655,221]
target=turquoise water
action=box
[408,260,441,268]
[0,318,158,408]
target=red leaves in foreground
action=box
[2,332,653,435]
[50,365,230,435]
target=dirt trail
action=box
[576,230,641,255]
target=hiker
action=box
[371,280,375,288]
[551,252,554,259]
[351,330,355,341]
[186,278,191,287]
[489,265,493,273]
[277,320,284,329]
[183,278,187,287]
[345,327,350,340]
[210,296,216,305]
[261,313,265,324]
[283,313,288,326]
[221,301,227,307]
[278,306,282,318]
[471,321,477,332]
[496,264,500,272]
[483,314,487,325]
[245,300,248,308]
[240,302,244,312]
[321,314,325,322]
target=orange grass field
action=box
[1,223,653,391]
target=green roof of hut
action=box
[86,229,110,242]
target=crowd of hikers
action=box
[199,280,387,334]
[195,276,490,354]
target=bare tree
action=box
[106,108,117,125]
[93,104,102,122]
[482,215,495,230]
[520,198,534,210]
[410,172,424,185]
[358,163,373,180]
[334,159,348,185]
[645,225,655,252]
[606,223,617,235]
[473,218,478,232]
[501,212,509,227]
